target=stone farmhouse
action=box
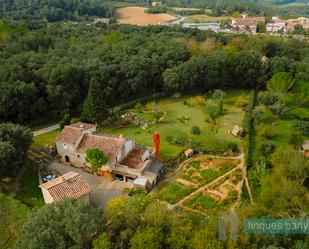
[55,122,162,190]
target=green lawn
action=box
[0,193,29,249]
[156,182,196,204]
[101,90,248,160]
[16,165,44,208]
[32,129,60,149]
[184,193,216,210]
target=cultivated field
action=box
[185,14,231,23]
[156,154,244,213]
[116,6,177,26]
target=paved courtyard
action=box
[48,161,132,208]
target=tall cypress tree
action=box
[82,78,108,123]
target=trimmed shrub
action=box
[189,96,206,105]
[242,90,256,168]
[235,98,247,108]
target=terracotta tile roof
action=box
[55,122,96,145]
[56,126,83,145]
[76,133,126,160]
[119,148,147,169]
[69,122,96,130]
[39,172,91,202]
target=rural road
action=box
[33,124,60,136]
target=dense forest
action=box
[0,0,118,21]
[1,0,309,21]
[0,20,308,125]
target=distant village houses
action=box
[231,16,265,34]
[94,18,110,24]
[55,122,163,190]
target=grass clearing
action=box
[0,193,29,249]
[185,15,231,23]
[101,90,248,160]
[16,165,44,208]
[156,182,196,204]
[32,129,60,149]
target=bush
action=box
[154,113,161,123]
[292,109,309,121]
[211,89,226,100]
[235,98,247,108]
[242,90,256,168]
[293,81,309,99]
[288,132,303,148]
[59,114,71,130]
[177,115,190,123]
[70,117,80,124]
[135,102,144,112]
[293,120,309,136]
[191,125,201,135]
[259,141,276,157]
[257,124,275,139]
[189,96,206,105]
[175,133,188,146]
[252,106,264,124]
[59,120,65,130]
[267,72,295,93]
[228,142,238,152]
[258,92,279,106]
[217,99,223,116]
[145,101,155,112]
[269,102,288,117]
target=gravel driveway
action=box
[48,161,132,208]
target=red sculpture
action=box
[153,132,160,158]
